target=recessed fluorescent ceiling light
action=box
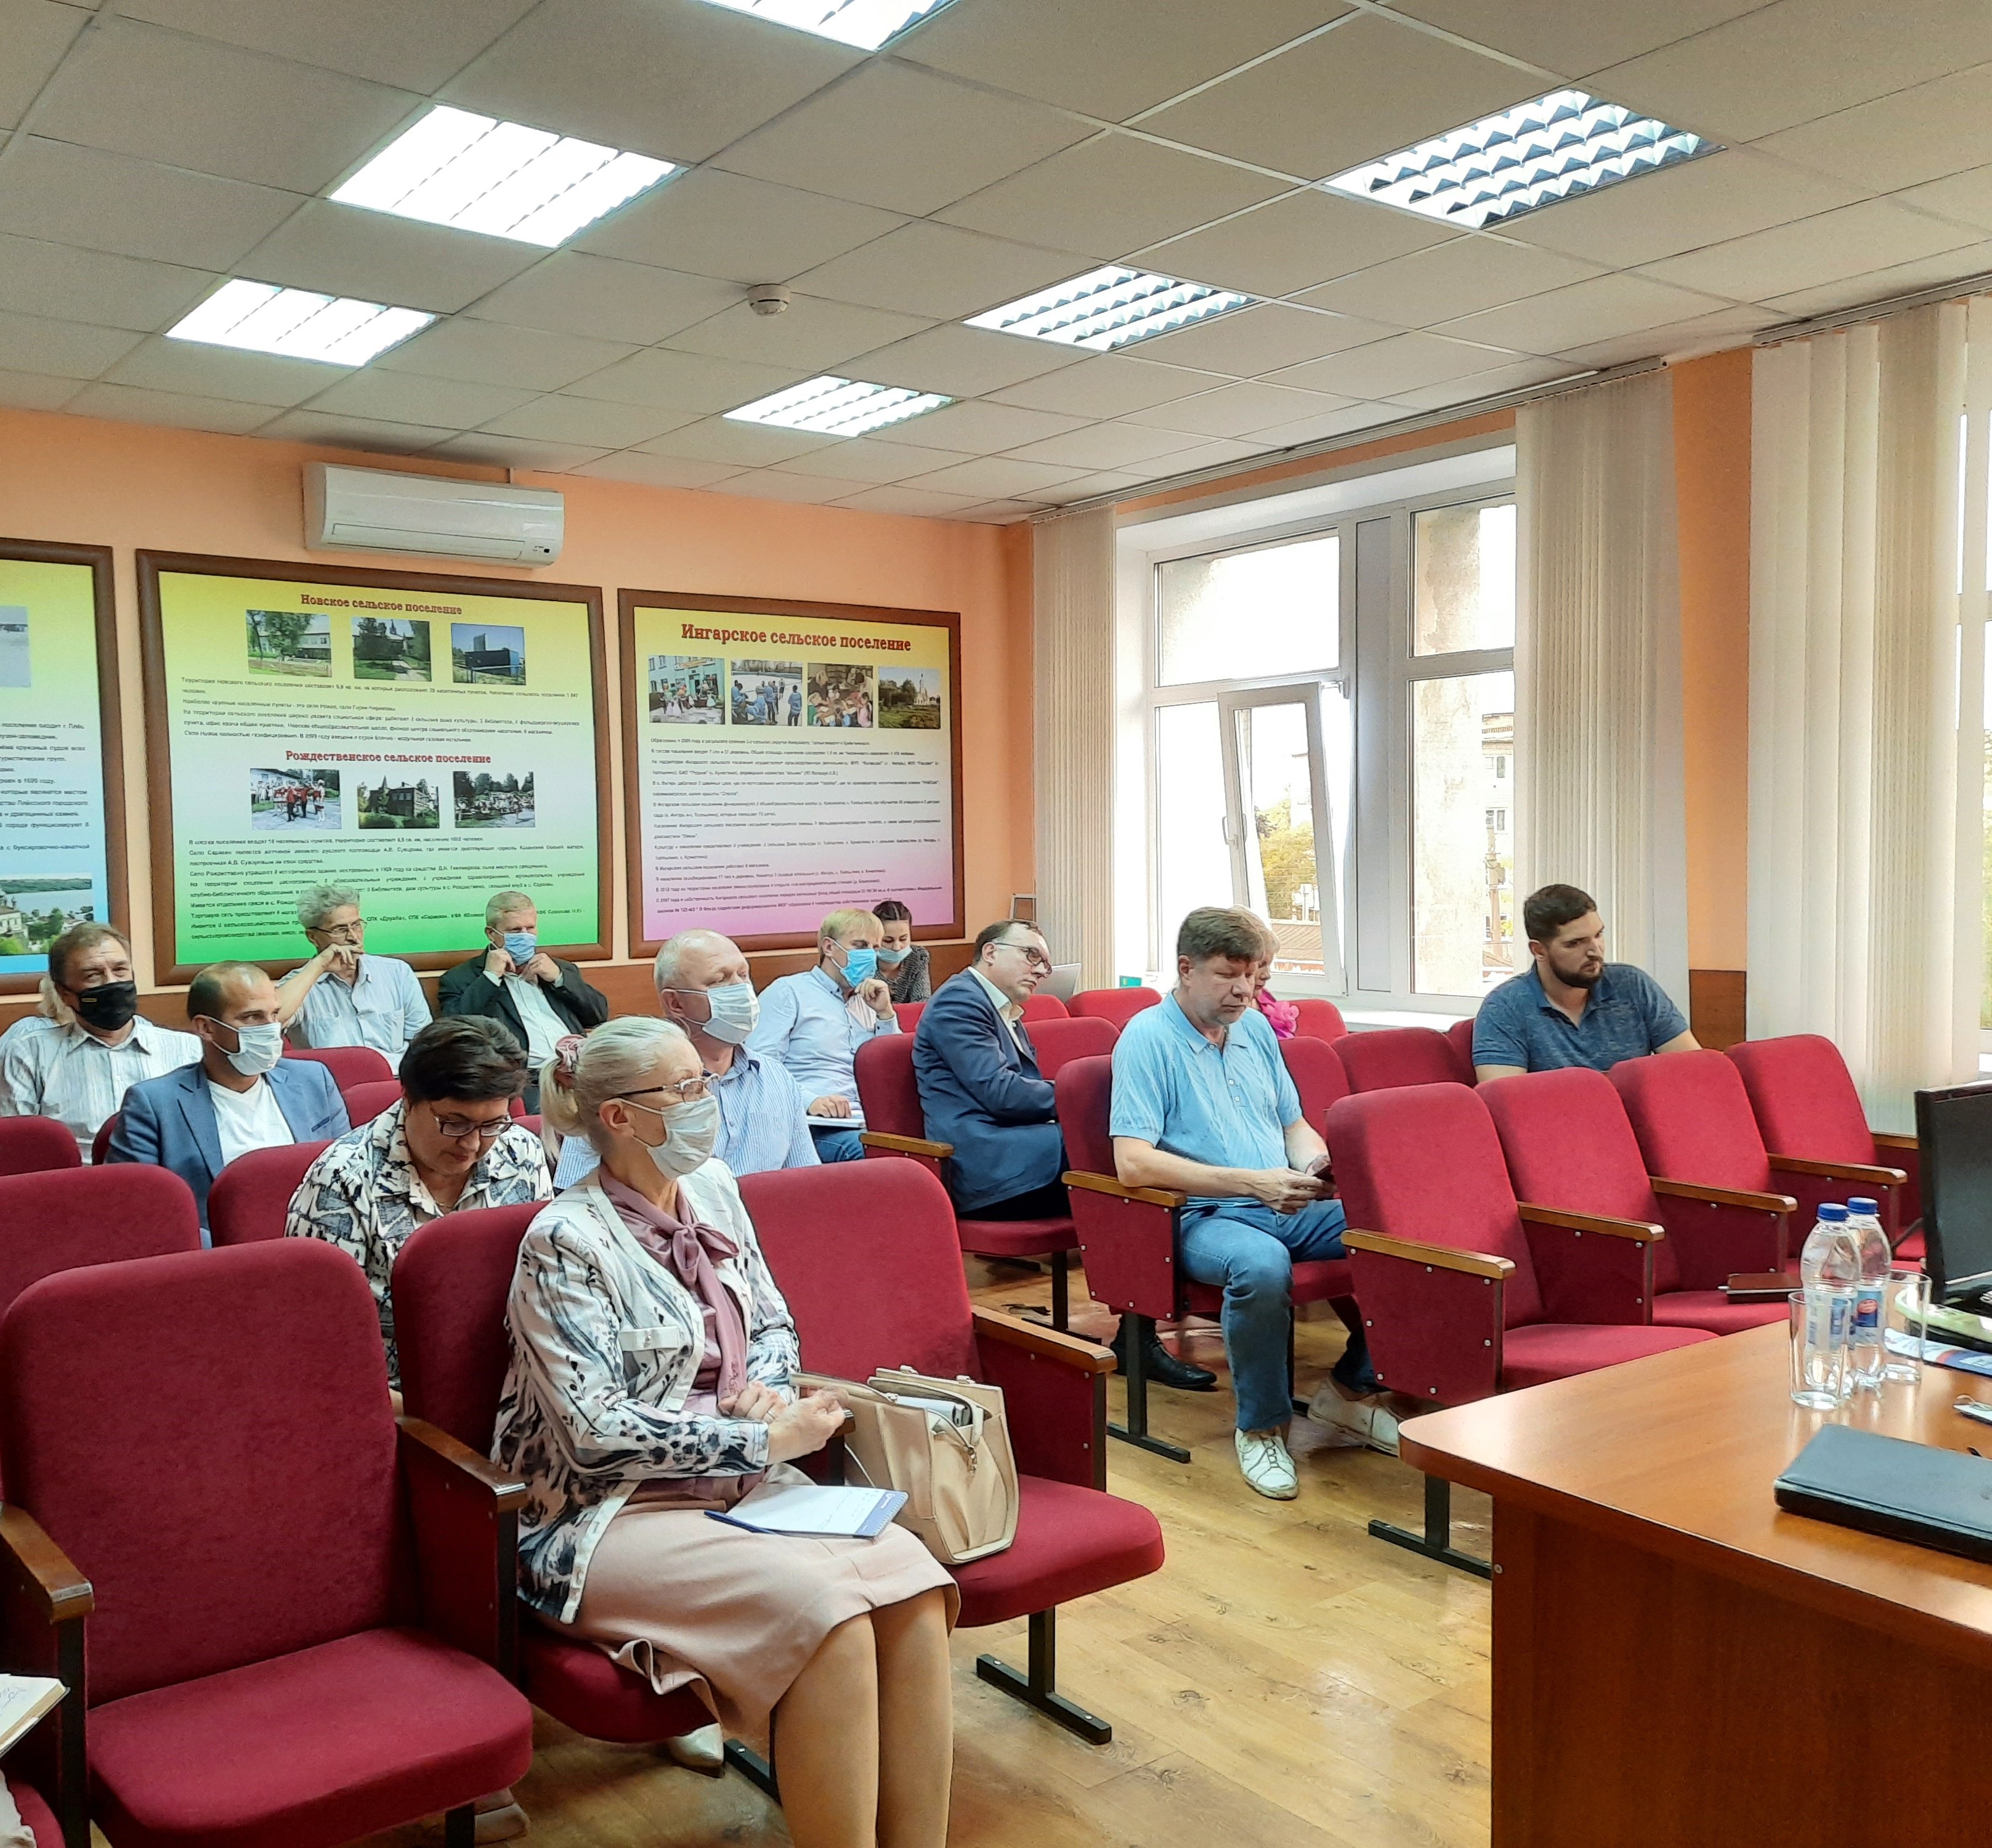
[331,105,674,246]
[966,265,1257,352]
[726,376,951,437]
[694,0,955,51]
[167,279,434,365]
[1324,89,1716,229]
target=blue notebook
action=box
[1774,1424,1992,1566]
[708,1480,905,1540]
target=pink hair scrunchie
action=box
[549,1033,587,1090]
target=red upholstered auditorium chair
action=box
[1021,994,1069,1022]
[0,1118,81,1179]
[1280,1034,1351,1138]
[1727,1034,1921,1258]
[282,1045,394,1093]
[1611,1051,1802,1279]
[89,1116,116,1166]
[893,1002,925,1032]
[1481,1069,1785,1336]
[1290,997,1347,1043]
[1024,1014,1118,1080]
[9,1781,59,1848]
[208,1140,334,1247]
[0,1167,201,1315]
[340,1079,402,1127]
[1055,1053,1358,1462]
[1447,1016,1477,1078]
[1329,1083,1714,1573]
[742,1159,1164,1745]
[0,1239,533,1848]
[854,1035,1080,1329]
[1069,986,1160,1028]
[1333,1025,1473,1093]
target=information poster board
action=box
[0,538,123,994]
[140,553,607,982]
[620,592,962,952]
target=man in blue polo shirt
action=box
[1473,883,1698,1080]
[1111,906,1383,1501]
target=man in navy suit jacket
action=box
[110,962,349,1230]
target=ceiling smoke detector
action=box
[747,284,791,317]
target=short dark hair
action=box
[1523,884,1598,946]
[975,918,1042,957]
[400,1016,528,1104]
[873,899,913,924]
[185,961,266,1021]
[1176,907,1265,966]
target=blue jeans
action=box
[810,1125,866,1163]
[1178,1196,1375,1432]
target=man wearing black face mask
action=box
[0,923,200,1162]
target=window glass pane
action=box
[1414,501,1515,655]
[1155,702,1229,968]
[1412,671,1515,995]
[1983,625,1992,1031]
[1158,533,1337,686]
[1237,702,1322,975]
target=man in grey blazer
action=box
[110,962,349,1231]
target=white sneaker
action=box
[1236,1428,1298,1499]
[1307,1385,1401,1457]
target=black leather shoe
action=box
[1112,1316,1217,1392]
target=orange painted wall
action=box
[0,407,1034,994]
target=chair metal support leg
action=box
[1368,1473,1491,1579]
[443,1804,477,1848]
[725,1738,780,1801]
[1107,1315,1190,1463]
[1050,1250,1069,1331]
[1287,1307,1308,1418]
[975,1609,1112,1745]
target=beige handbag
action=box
[794,1366,1019,1565]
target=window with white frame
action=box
[1136,461,1516,1010]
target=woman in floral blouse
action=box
[496,1017,955,1848]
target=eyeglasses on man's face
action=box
[995,940,1053,974]
[311,919,365,942]
[428,1109,512,1142]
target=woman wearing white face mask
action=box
[503,1018,956,1848]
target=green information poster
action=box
[0,540,119,992]
[140,554,606,980]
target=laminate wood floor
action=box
[322,1262,1491,1848]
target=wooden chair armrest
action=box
[1062,1169,1187,1210]
[1767,1154,1909,1187]
[1649,1176,1798,1214]
[1518,1202,1666,1243]
[971,1305,1116,1374]
[1871,1132,1919,1153]
[0,1508,92,1625]
[398,1416,528,1510]
[1344,1228,1515,1281]
[860,1130,952,1159]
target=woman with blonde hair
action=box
[496,1016,955,1848]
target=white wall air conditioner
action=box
[304,463,565,565]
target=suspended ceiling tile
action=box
[1385,0,1775,81]
[1641,200,1982,302]
[443,0,859,166]
[1242,400,1409,446]
[1267,330,1531,397]
[902,454,1090,500]
[562,348,808,413]
[304,367,538,427]
[1755,65,1992,197]
[569,450,747,490]
[0,368,85,412]
[426,434,610,472]
[0,0,91,130]
[238,201,543,315]
[984,353,1232,416]
[901,0,1350,121]
[0,137,301,269]
[884,397,1090,453]
[101,334,350,405]
[476,395,700,449]
[795,221,1091,321]
[775,436,981,483]
[31,15,420,193]
[1436,272,1736,353]
[1115,434,1270,476]
[1295,237,1607,325]
[952,498,1039,521]
[937,132,1290,261]
[1895,166,1992,235]
[664,295,932,371]
[377,319,638,392]
[577,169,905,287]
[1121,379,1355,438]
[1031,469,1148,502]
[0,308,142,379]
[0,235,216,333]
[1003,422,1208,469]
[1550,304,1778,367]
[1386,355,1593,410]
[464,254,740,346]
[1141,14,1542,184]
[256,409,463,454]
[711,61,1093,217]
[638,416,840,467]
[848,323,1085,397]
[1132,302,1404,377]
[1135,190,1457,299]
[1755,240,1992,319]
[114,0,540,89]
[833,482,990,517]
[63,379,277,432]
[706,468,854,504]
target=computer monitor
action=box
[1039,962,1081,1003]
[1913,1081,1992,1304]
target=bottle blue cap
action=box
[1847,1197,1878,1214]
[1816,1203,1849,1220]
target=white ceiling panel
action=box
[377,319,636,392]
[113,0,541,90]
[464,253,740,346]
[62,379,276,432]
[1755,240,1992,319]
[475,395,699,449]
[303,368,538,427]
[773,436,978,482]
[1641,200,1981,302]
[562,349,806,413]
[576,169,904,287]
[31,16,419,194]
[1122,380,1354,438]
[1436,272,1736,353]
[849,323,1083,397]
[1242,401,1411,445]
[1552,303,1778,367]
[0,136,299,268]
[953,498,1039,521]
[902,455,1088,499]
[569,450,746,490]
[0,307,137,378]
[711,61,1092,217]
[1132,302,1404,376]
[937,132,1290,260]
[1136,189,1459,299]
[793,222,1089,320]
[1112,434,1269,476]
[426,434,610,472]
[664,294,931,370]
[1269,330,1541,397]
[1141,14,1542,183]
[101,335,350,405]
[1384,0,1775,81]
[884,397,1089,453]
[705,468,854,504]
[238,202,543,314]
[1896,166,1992,235]
[1295,237,1606,325]
[0,234,214,332]
[1755,66,1992,196]
[639,416,840,467]
[986,353,1233,416]
[256,408,461,454]
[1387,355,1591,410]
[0,0,91,129]
[443,0,860,166]
[1032,469,1147,501]
[833,482,989,517]
[1003,423,1207,469]
[0,367,83,411]
[901,0,1351,123]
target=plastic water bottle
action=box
[1845,1197,1890,1391]
[1794,1204,1860,1409]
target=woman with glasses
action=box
[506,1017,955,1848]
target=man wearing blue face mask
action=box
[110,962,349,1233]
[439,890,608,1111]
[747,907,898,1162]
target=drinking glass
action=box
[1881,1268,1930,1384]
[1789,1290,1849,1410]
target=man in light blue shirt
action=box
[747,907,898,1162]
[278,885,431,1072]
[1112,907,1380,1501]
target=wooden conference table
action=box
[1401,1323,1992,1847]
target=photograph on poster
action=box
[251,766,341,832]
[0,875,97,957]
[453,622,526,685]
[880,668,942,729]
[808,661,875,728]
[454,768,535,829]
[0,607,28,689]
[246,609,331,678]
[351,615,431,683]
[357,773,439,830]
[730,659,802,727]
[649,654,723,724]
